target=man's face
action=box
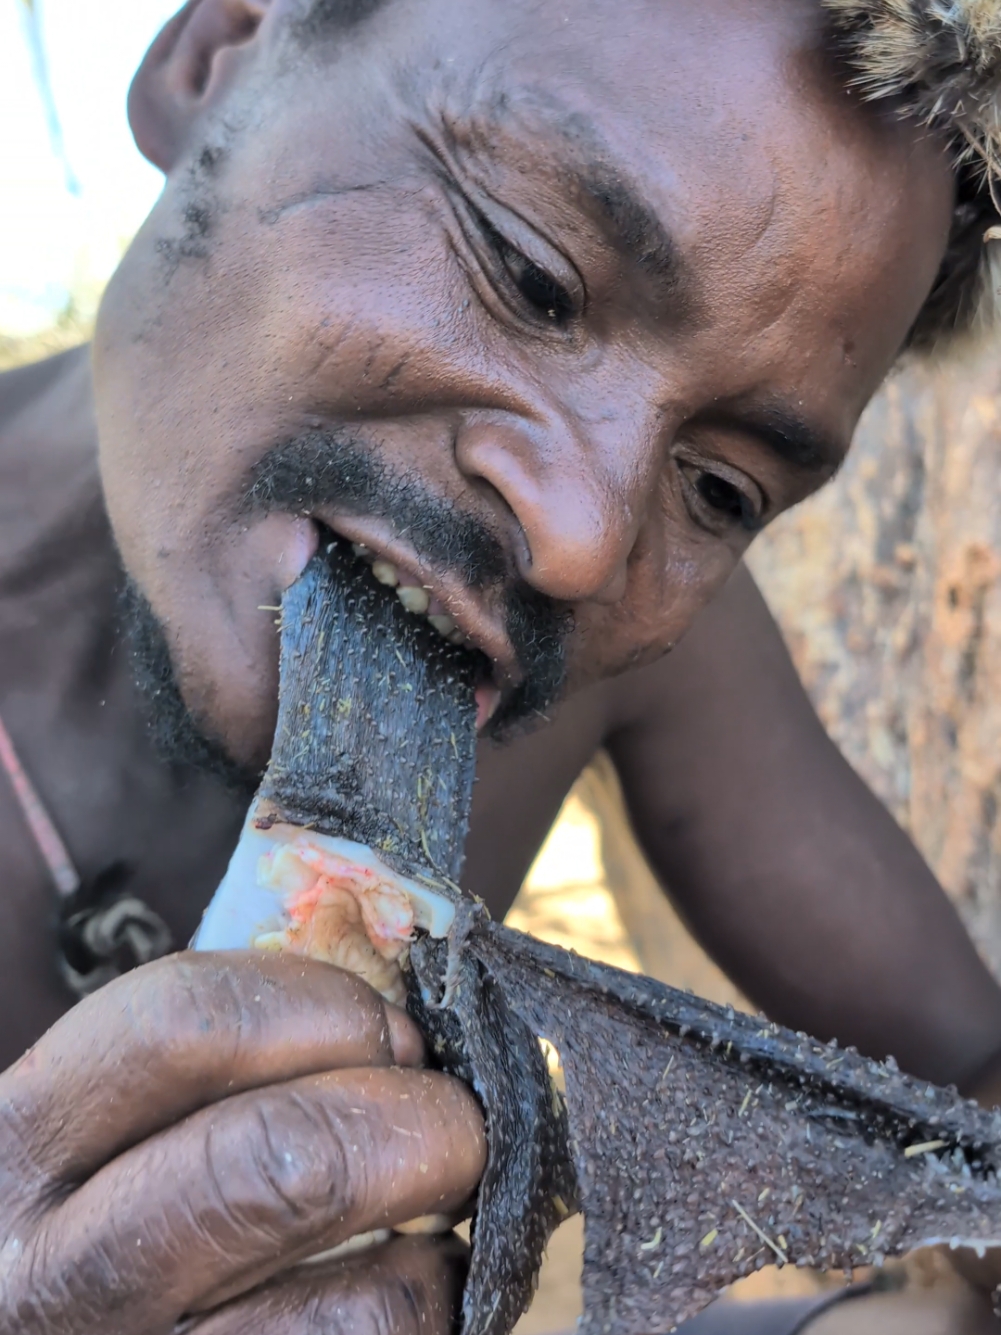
[94,0,953,770]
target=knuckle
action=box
[126,954,244,1053]
[360,1274,427,1335]
[215,1089,362,1235]
[0,1100,51,1218]
[187,1259,436,1335]
[300,1269,429,1335]
[0,1218,123,1335]
[120,954,289,1083]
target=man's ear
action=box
[128,0,270,172]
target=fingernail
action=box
[394,1213,456,1235]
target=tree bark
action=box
[747,336,1001,978]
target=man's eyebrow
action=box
[576,163,686,295]
[699,403,846,474]
[534,104,693,307]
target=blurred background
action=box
[1,0,176,362]
[8,3,1001,1326]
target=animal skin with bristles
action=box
[196,544,1001,1335]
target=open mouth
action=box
[313,522,507,730]
[349,541,473,647]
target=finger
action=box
[0,951,424,1194]
[188,1234,468,1335]
[28,1068,485,1334]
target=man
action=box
[4,0,1001,1330]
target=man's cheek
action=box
[168,580,281,771]
[142,515,318,769]
[569,543,740,683]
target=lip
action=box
[307,512,521,690]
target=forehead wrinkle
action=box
[529,94,693,308]
[573,160,691,309]
[446,78,699,318]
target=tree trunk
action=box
[747,336,1001,978]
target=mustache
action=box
[245,429,506,587]
[245,430,573,736]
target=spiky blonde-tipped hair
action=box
[823,0,1001,346]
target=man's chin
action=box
[119,579,262,800]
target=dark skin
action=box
[8,350,1001,1085]
[2,0,1001,1330]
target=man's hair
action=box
[824,0,1001,350]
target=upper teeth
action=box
[371,559,399,587]
[428,613,456,637]
[397,585,431,615]
[351,548,465,646]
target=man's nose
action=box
[455,415,651,604]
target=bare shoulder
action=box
[0,346,246,1064]
[0,346,100,571]
[0,344,94,440]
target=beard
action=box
[120,426,572,788]
[119,579,261,797]
[246,429,573,739]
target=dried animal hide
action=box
[411,910,1001,1335]
[258,537,478,884]
[199,541,1001,1335]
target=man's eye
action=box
[677,459,763,534]
[696,472,746,521]
[488,226,574,324]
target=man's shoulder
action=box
[0,344,93,437]
[0,344,107,584]
[0,344,98,485]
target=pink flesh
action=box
[291,850,414,954]
[476,684,501,730]
[276,846,415,958]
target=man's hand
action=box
[187,1233,469,1335]
[0,951,486,1334]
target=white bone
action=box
[193,806,456,951]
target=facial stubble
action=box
[122,427,572,784]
